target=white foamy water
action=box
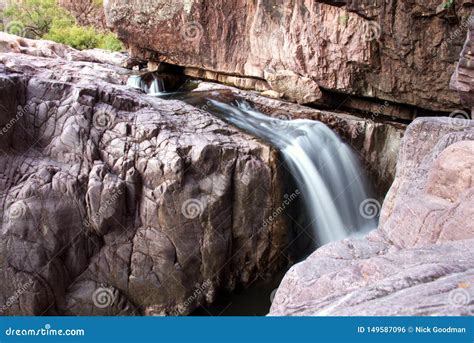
[209,100,377,245]
[125,74,377,246]
[127,74,165,95]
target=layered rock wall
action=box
[451,10,474,117]
[105,0,472,115]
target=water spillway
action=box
[207,100,377,245]
[127,74,166,95]
[127,77,377,246]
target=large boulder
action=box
[0,35,289,315]
[105,0,472,115]
[0,33,406,316]
[269,117,474,316]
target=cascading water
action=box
[126,76,377,314]
[148,76,165,95]
[126,76,377,246]
[127,74,165,95]
[206,100,377,245]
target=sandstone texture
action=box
[451,9,474,117]
[105,0,472,114]
[269,117,474,316]
[0,33,289,315]
[0,32,128,66]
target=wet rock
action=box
[193,82,405,197]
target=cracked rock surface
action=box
[0,34,289,315]
[105,0,472,113]
[269,118,474,316]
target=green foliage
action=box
[98,32,124,51]
[44,21,123,51]
[3,0,73,38]
[3,0,123,51]
[442,0,455,9]
[338,14,349,26]
[44,23,99,50]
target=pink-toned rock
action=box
[0,38,289,315]
[269,117,474,316]
[425,141,473,203]
[450,14,474,116]
[0,32,128,66]
[380,119,474,248]
[105,0,472,113]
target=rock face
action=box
[269,117,474,316]
[451,11,474,117]
[0,34,289,315]
[0,32,128,66]
[105,0,472,115]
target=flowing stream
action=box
[207,100,377,245]
[127,76,378,314]
[128,76,377,244]
[127,74,166,95]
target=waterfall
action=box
[148,75,165,95]
[207,100,377,245]
[125,75,377,246]
[127,74,165,95]
[127,75,147,91]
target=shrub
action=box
[3,0,73,38]
[3,0,123,51]
[97,32,124,52]
[44,22,99,50]
[44,22,123,51]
